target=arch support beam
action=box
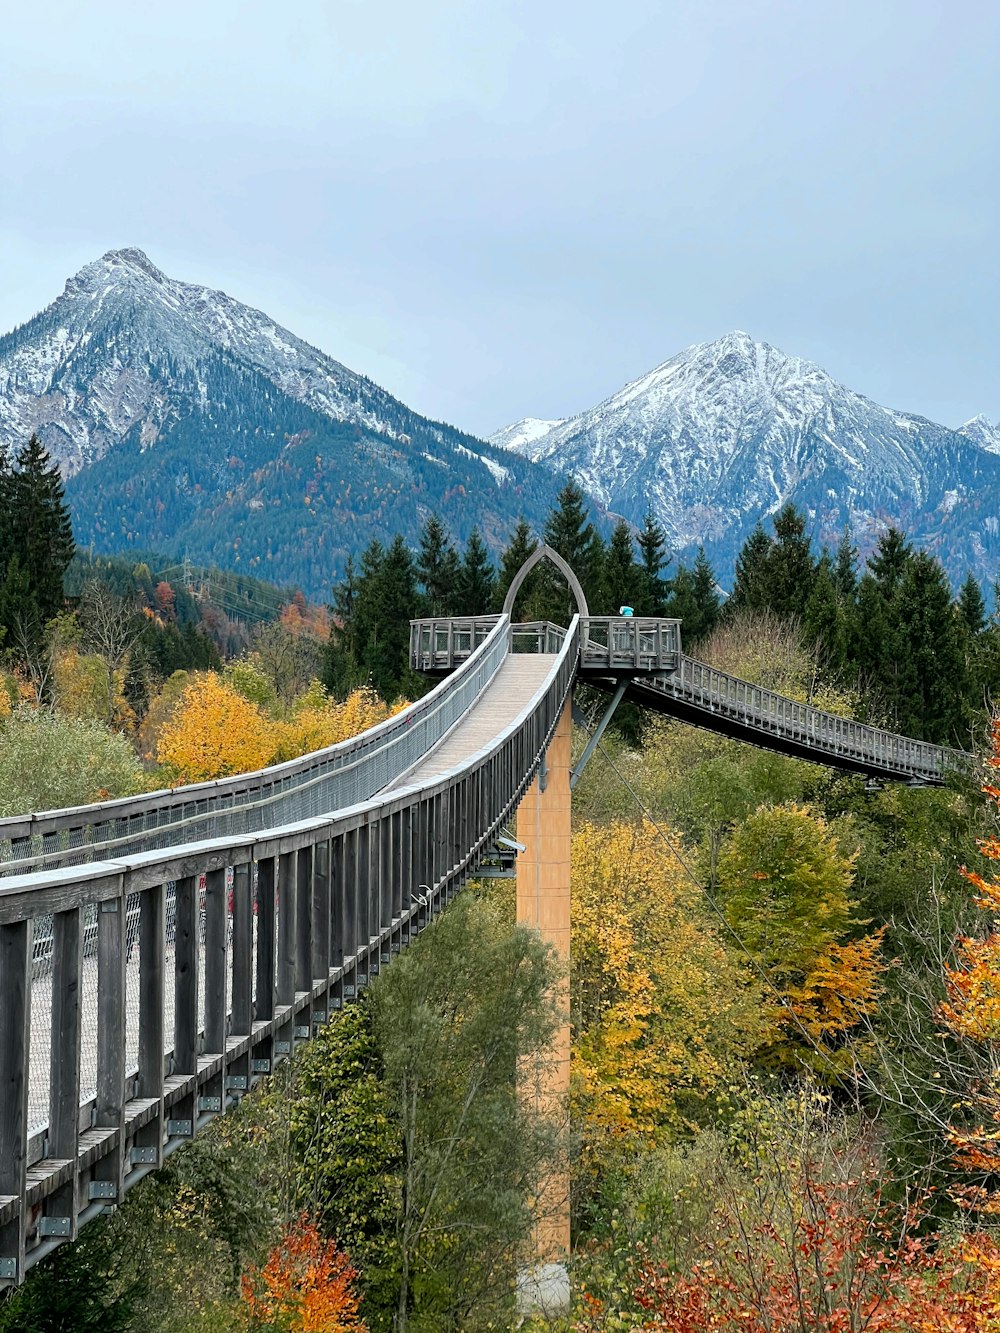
[502,544,590,620]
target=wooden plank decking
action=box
[389,656,558,788]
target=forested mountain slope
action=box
[0,250,567,596]
[493,331,1000,588]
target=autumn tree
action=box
[572,820,765,1167]
[240,1214,366,1333]
[156,674,274,782]
[577,1095,998,1333]
[941,712,1000,1211]
[716,803,884,1073]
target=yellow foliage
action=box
[155,675,403,784]
[571,818,766,1159]
[157,674,275,783]
[716,803,883,1075]
[51,646,111,721]
[271,686,402,764]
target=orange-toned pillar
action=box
[516,697,572,1263]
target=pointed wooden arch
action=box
[502,543,590,620]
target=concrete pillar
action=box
[516,697,571,1264]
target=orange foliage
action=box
[785,929,886,1047]
[575,1165,1000,1333]
[942,713,1000,1210]
[240,1214,366,1332]
[280,592,330,643]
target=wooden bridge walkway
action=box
[0,573,974,1282]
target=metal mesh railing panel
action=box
[1,620,511,875]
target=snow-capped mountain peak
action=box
[489,332,1000,588]
[0,247,405,474]
[958,413,1000,455]
[0,248,569,596]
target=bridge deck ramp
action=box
[390,655,557,787]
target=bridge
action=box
[0,547,968,1283]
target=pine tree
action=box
[0,435,75,651]
[867,527,912,600]
[360,535,418,701]
[603,521,638,613]
[727,523,772,616]
[416,514,459,617]
[958,572,987,637]
[833,527,859,603]
[689,547,721,643]
[349,540,387,695]
[455,528,496,616]
[636,508,670,615]
[324,556,361,696]
[538,480,604,623]
[892,552,970,743]
[803,553,847,675]
[494,517,538,614]
[766,502,816,619]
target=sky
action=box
[1,0,997,437]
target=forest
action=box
[5,437,1000,1328]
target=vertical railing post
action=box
[342,829,358,1002]
[0,918,32,1281]
[229,862,252,1099]
[294,847,313,1042]
[254,855,276,1076]
[356,824,371,989]
[46,906,82,1238]
[203,866,228,1119]
[312,839,331,1026]
[172,874,199,1142]
[95,879,127,1199]
[329,836,345,1012]
[378,816,392,974]
[276,852,297,1059]
[136,881,166,1167]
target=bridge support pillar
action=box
[516,697,571,1293]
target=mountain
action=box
[492,331,1000,588]
[0,249,566,596]
[958,413,1000,456]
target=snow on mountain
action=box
[491,331,1000,587]
[958,413,1000,455]
[490,416,566,455]
[0,248,429,474]
[0,249,566,594]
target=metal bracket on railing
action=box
[571,680,628,790]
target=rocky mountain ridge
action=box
[0,250,565,595]
[492,332,1000,587]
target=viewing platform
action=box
[409,615,684,677]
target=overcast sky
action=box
[1,0,997,437]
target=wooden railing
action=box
[622,655,965,785]
[578,617,682,674]
[0,619,580,1284]
[1,617,513,877]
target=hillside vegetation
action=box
[6,446,1000,1327]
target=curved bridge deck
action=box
[410,615,966,787]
